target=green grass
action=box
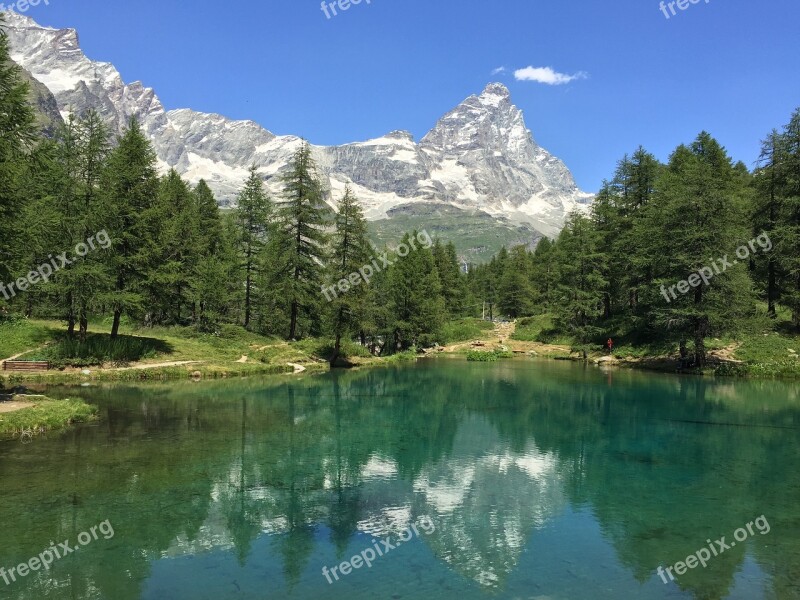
[467,349,514,362]
[0,317,54,359]
[440,318,494,344]
[0,396,97,437]
[512,314,573,345]
[722,331,800,378]
[0,318,308,383]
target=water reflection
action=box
[0,360,798,599]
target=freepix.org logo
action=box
[0,0,51,16]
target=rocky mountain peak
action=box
[6,15,592,239]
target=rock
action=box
[594,356,616,365]
[191,371,202,379]
[81,369,91,375]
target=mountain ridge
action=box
[4,11,591,244]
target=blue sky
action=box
[18,0,800,192]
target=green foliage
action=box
[0,16,37,291]
[232,165,272,329]
[271,142,329,340]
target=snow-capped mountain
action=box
[5,12,591,238]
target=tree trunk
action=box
[603,292,612,319]
[79,308,88,342]
[244,268,252,329]
[693,316,709,368]
[67,292,75,336]
[330,334,342,369]
[767,257,777,318]
[289,300,299,340]
[111,309,122,339]
[794,272,800,329]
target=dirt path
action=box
[443,321,514,353]
[442,321,570,356]
[709,343,743,363]
[0,347,47,363]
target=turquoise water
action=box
[1,359,799,599]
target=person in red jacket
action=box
[606,338,614,354]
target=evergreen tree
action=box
[552,212,607,358]
[776,110,800,327]
[102,116,159,339]
[74,110,112,339]
[194,179,223,254]
[190,180,237,330]
[0,16,37,310]
[232,165,271,330]
[498,245,535,318]
[642,133,752,366]
[433,240,466,318]
[273,143,328,340]
[752,130,784,317]
[145,169,200,324]
[192,217,240,332]
[530,236,557,310]
[387,232,445,349]
[327,186,371,366]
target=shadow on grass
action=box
[27,332,174,368]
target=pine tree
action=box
[327,186,371,366]
[190,180,237,329]
[752,130,784,317]
[145,169,200,324]
[74,110,112,339]
[529,237,557,310]
[195,179,223,254]
[387,232,445,349]
[47,114,83,333]
[552,212,607,358]
[232,165,272,329]
[776,109,800,327]
[274,143,329,340]
[192,218,239,332]
[433,240,466,318]
[0,16,37,310]
[642,133,752,366]
[498,245,535,318]
[102,116,159,339]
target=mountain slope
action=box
[4,12,591,251]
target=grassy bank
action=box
[0,396,97,437]
[0,318,325,384]
[512,312,800,379]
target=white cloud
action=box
[513,66,588,85]
[491,66,507,75]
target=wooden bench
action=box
[2,361,50,372]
